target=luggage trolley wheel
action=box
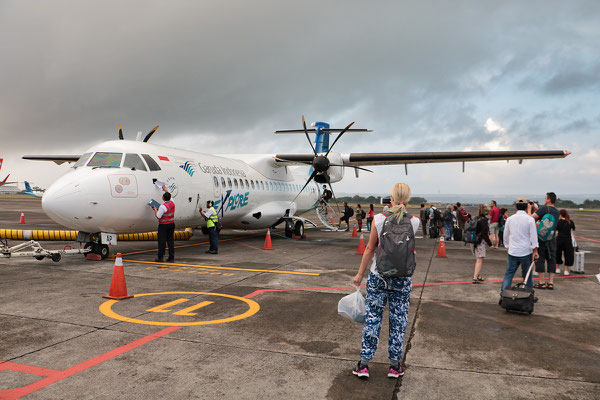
[51,253,61,262]
[35,256,45,261]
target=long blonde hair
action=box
[478,203,489,216]
[388,183,411,220]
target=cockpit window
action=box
[73,152,92,168]
[142,154,161,171]
[123,154,147,171]
[87,152,122,167]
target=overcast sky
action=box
[1,1,598,198]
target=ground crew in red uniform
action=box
[200,201,219,254]
[152,186,175,262]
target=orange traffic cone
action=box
[356,233,366,255]
[264,229,273,250]
[19,212,25,224]
[103,253,133,300]
[351,224,358,237]
[330,217,334,225]
[436,236,447,258]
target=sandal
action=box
[477,276,485,282]
[472,278,481,284]
[547,283,554,290]
[534,282,547,289]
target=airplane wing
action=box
[274,150,570,167]
[22,155,82,165]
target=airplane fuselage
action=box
[42,141,320,234]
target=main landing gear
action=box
[284,220,304,238]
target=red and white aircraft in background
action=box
[0,159,18,187]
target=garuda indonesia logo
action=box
[179,161,196,177]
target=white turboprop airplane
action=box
[23,119,569,258]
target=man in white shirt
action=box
[501,196,539,291]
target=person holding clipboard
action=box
[151,185,175,262]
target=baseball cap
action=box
[516,196,528,204]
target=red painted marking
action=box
[575,235,600,243]
[158,156,169,161]
[432,300,600,354]
[0,361,59,377]
[0,326,181,400]
[242,274,596,298]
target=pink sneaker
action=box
[352,362,370,378]
[387,365,404,378]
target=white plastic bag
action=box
[338,287,366,323]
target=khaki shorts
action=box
[489,222,499,235]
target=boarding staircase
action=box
[316,202,339,231]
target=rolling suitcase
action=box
[429,225,439,238]
[500,262,535,314]
[572,251,585,274]
[453,228,462,242]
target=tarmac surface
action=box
[1,197,599,399]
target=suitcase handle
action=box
[523,261,535,284]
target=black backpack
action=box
[361,210,366,219]
[444,210,453,222]
[463,218,479,244]
[375,212,416,278]
[347,207,354,217]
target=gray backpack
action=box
[375,212,416,278]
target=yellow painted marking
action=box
[121,258,320,276]
[99,291,260,326]
[173,301,214,316]
[146,298,189,313]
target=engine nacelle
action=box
[319,152,344,183]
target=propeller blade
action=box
[302,115,317,156]
[325,121,354,157]
[118,124,124,140]
[328,163,374,173]
[143,125,159,142]
[290,170,318,204]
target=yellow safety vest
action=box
[206,207,219,228]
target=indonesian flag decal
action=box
[158,156,169,161]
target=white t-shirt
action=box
[370,212,421,274]
[156,204,168,219]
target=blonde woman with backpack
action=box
[351,183,420,379]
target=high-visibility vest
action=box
[206,207,218,228]
[159,201,175,224]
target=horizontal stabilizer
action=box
[275,128,371,134]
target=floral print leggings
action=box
[360,273,412,362]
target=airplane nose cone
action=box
[42,176,84,230]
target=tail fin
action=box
[0,158,3,172]
[24,181,33,192]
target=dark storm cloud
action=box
[0,0,598,194]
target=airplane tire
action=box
[284,220,294,238]
[294,221,304,237]
[83,242,94,257]
[98,244,109,260]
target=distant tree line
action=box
[554,198,600,209]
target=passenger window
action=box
[234,179,238,189]
[73,152,92,168]
[261,181,265,190]
[227,178,232,188]
[142,154,161,171]
[221,177,226,188]
[87,152,122,167]
[213,176,219,187]
[124,154,147,171]
[251,180,255,190]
